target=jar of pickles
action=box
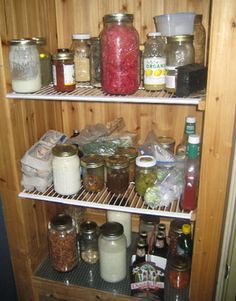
[106,155,129,195]
[81,155,104,192]
[100,13,140,95]
[168,255,191,289]
[135,155,157,197]
[115,147,138,182]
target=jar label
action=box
[165,75,176,89]
[75,57,90,82]
[52,65,57,85]
[63,64,76,86]
[144,57,166,86]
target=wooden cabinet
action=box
[0,1,236,301]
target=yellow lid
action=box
[182,223,191,235]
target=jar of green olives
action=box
[135,155,157,197]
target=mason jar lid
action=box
[57,48,70,53]
[52,144,78,157]
[52,52,74,61]
[186,116,196,123]
[101,221,124,237]
[9,38,36,46]
[80,221,98,234]
[116,147,138,160]
[32,37,46,45]
[148,32,162,37]
[106,155,129,169]
[136,155,156,168]
[167,35,194,42]
[157,136,175,148]
[188,134,200,144]
[103,13,134,23]
[81,154,104,168]
[50,213,73,231]
[72,33,91,40]
[169,255,191,272]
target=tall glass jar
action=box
[100,13,140,95]
[52,144,81,195]
[32,37,52,86]
[70,33,90,83]
[143,32,166,91]
[98,222,127,282]
[9,38,41,93]
[48,213,78,272]
[90,37,101,87]
[168,255,191,289]
[115,146,138,182]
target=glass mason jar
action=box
[115,146,138,182]
[98,222,127,282]
[90,37,101,87]
[157,136,176,154]
[168,255,191,289]
[71,33,90,83]
[143,32,166,91]
[48,213,78,272]
[135,155,157,197]
[106,155,129,195]
[52,144,81,195]
[193,14,206,65]
[9,38,41,93]
[52,51,76,92]
[165,35,195,92]
[81,154,104,192]
[79,221,99,264]
[100,13,140,95]
[32,37,52,86]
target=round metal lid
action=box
[9,38,36,46]
[32,37,46,45]
[103,13,134,23]
[116,147,138,159]
[81,154,104,168]
[50,213,73,231]
[52,51,74,61]
[80,221,98,234]
[169,255,191,271]
[101,222,124,237]
[167,35,194,42]
[52,144,78,157]
[106,155,129,169]
[157,136,175,147]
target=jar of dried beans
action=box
[48,213,78,272]
[100,13,140,95]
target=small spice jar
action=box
[106,155,129,195]
[52,144,81,195]
[168,255,191,289]
[79,221,99,264]
[98,222,127,282]
[115,146,138,182]
[81,154,104,192]
[135,155,157,197]
[52,51,76,92]
[48,213,78,272]
[90,37,101,87]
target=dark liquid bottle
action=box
[177,224,193,258]
[153,231,168,258]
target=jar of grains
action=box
[100,13,140,95]
[52,144,81,195]
[168,255,191,289]
[48,213,78,272]
[106,155,129,195]
[115,146,138,182]
[79,221,99,264]
[81,154,104,192]
[98,222,127,282]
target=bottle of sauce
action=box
[177,223,193,258]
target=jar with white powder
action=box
[98,222,127,283]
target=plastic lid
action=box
[182,223,191,235]
[52,144,78,157]
[188,134,200,144]
[136,155,156,168]
[72,33,91,40]
[186,116,196,123]
[148,32,162,37]
[101,222,124,237]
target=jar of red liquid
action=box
[100,13,140,95]
[52,51,76,92]
[168,255,191,289]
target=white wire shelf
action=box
[6,84,203,105]
[19,182,194,220]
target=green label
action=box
[185,122,196,135]
[187,143,200,158]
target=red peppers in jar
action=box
[100,13,140,95]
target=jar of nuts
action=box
[48,213,78,272]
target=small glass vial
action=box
[115,146,138,182]
[135,155,157,197]
[9,38,41,93]
[32,37,52,86]
[98,222,127,282]
[48,213,78,272]
[81,154,104,192]
[106,155,129,195]
[52,144,81,195]
[71,33,90,83]
[52,51,75,92]
[143,32,166,91]
[90,37,101,87]
[79,221,99,264]
[168,255,191,289]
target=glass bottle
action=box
[9,38,41,93]
[48,213,78,272]
[100,13,140,95]
[144,32,166,91]
[70,33,90,83]
[193,15,206,65]
[98,222,127,282]
[180,134,200,211]
[90,37,101,87]
[139,214,160,253]
[168,219,188,258]
[153,231,168,258]
[32,37,52,86]
[177,223,193,258]
[134,238,146,264]
[176,116,196,160]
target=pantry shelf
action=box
[19,182,194,220]
[6,84,203,105]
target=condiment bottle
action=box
[143,32,166,91]
[168,255,191,289]
[193,15,206,65]
[98,222,127,282]
[90,37,101,87]
[52,144,81,195]
[9,38,41,93]
[70,33,90,83]
[52,51,76,92]
[81,154,104,192]
[177,223,193,258]
[100,13,140,95]
[168,219,187,258]
[48,213,78,272]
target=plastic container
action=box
[154,12,196,37]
